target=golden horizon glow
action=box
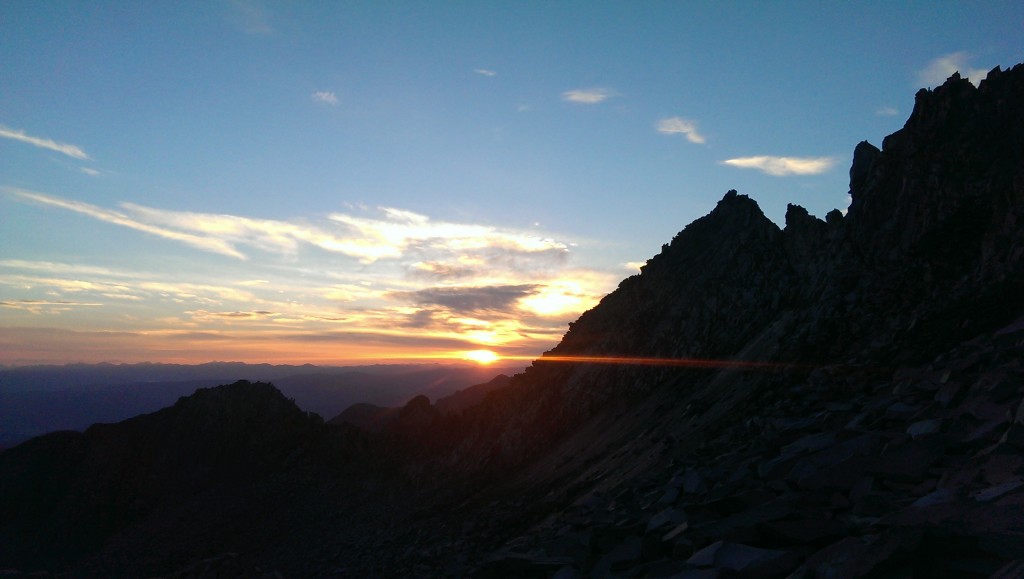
[0,326,820,373]
[0,244,620,367]
[462,349,500,365]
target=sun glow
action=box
[518,280,599,318]
[463,349,500,364]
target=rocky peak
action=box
[384,394,441,443]
[664,190,780,255]
[551,190,784,358]
[902,71,977,136]
[782,203,827,274]
[849,64,1024,274]
[848,140,881,198]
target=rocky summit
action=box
[2,64,1024,578]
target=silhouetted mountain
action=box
[434,374,512,415]
[275,365,523,420]
[330,402,403,432]
[0,362,523,447]
[0,381,327,570]
[2,65,1024,577]
[332,374,514,433]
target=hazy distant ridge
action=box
[0,362,522,448]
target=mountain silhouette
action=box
[331,374,514,432]
[2,64,1024,577]
[0,362,524,448]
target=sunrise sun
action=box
[463,349,500,365]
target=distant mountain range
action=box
[0,362,523,448]
[2,64,1023,577]
[331,373,513,432]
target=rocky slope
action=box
[1,64,1023,577]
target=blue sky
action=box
[1,1,1022,365]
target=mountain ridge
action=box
[0,362,523,447]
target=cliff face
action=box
[850,68,1024,274]
[819,66,1024,362]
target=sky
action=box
[1,1,1022,366]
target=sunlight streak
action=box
[462,349,500,364]
[506,354,813,371]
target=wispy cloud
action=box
[136,281,258,303]
[123,202,379,260]
[0,259,145,279]
[409,260,481,280]
[396,284,540,315]
[656,117,706,144]
[875,106,899,117]
[125,202,569,264]
[186,309,278,320]
[721,156,838,177]
[0,125,90,160]
[0,299,103,314]
[80,167,102,176]
[323,283,376,303]
[312,91,338,105]
[8,188,245,258]
[562,88,615,104]
[474,68,497,77]
[327,208,569,262]
[918,52,989,87]
[0,269,260,307]
[393,268,612,324]
[6,188,570,265]
[2,188,625,362]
